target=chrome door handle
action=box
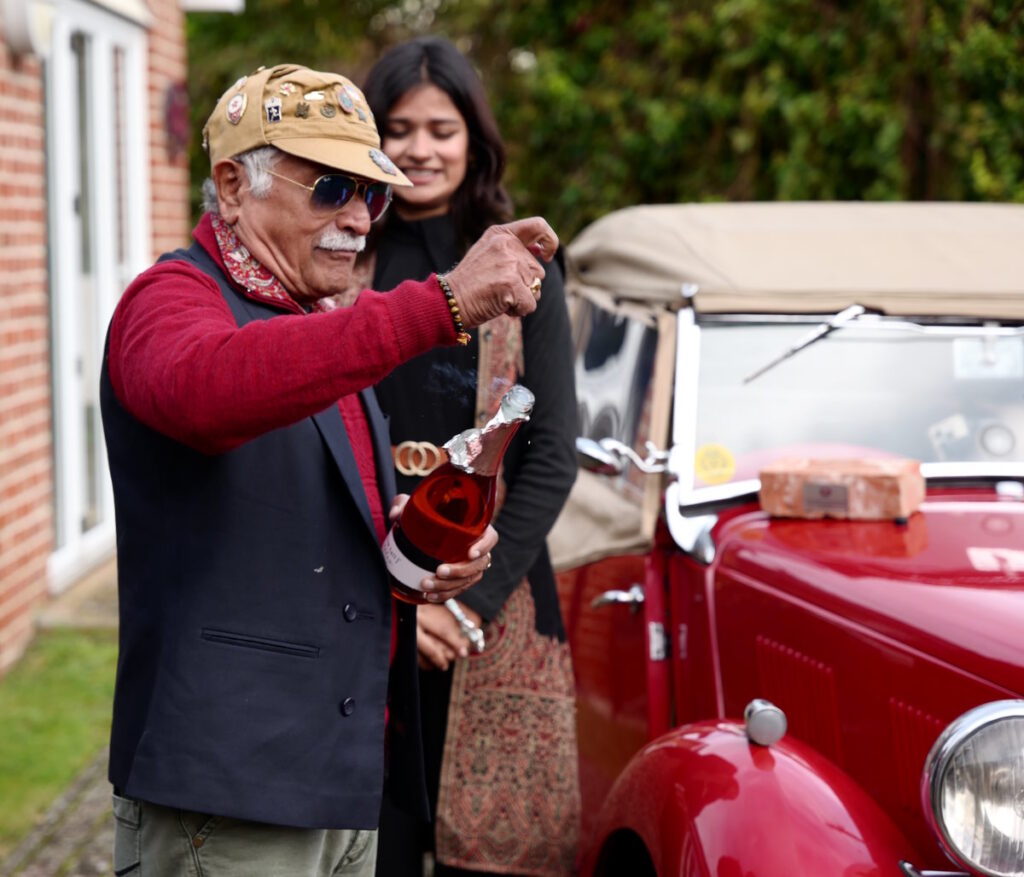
[591,584,645,613]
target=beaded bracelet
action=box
[436,273,471,346]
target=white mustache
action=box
[317,229,366,252]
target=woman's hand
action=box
[417,601,485,671]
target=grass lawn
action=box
[0,628,118,859]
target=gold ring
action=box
[529,278,542,297]
[485,553,492,569]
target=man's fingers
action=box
[503,217,559,262]
[445,221,554,327]
[424,575,481,602]
[425,526,495,596]
[511,294,539,318]
[388,494,409,522]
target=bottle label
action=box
[382,525,438,590]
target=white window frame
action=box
[45,0,150,592]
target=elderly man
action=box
[100,64,555,876]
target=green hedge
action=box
[187,0,1024,240]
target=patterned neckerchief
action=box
[210,213,305,314]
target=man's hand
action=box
[445,217,559,328]
[416,601,485,671]
[387,495,498,603]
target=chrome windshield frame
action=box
[666,305,1024,555]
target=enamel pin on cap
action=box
[226,93,247,125]
[369,148,398,176]
[202,64,412,186]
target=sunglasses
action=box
[267,169,393,222]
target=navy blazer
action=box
[101,242,428,829]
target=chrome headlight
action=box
[921,700,1024,877]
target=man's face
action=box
[229,154,372,303]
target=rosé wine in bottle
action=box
[382,384,534,603]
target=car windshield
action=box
[688,315,1024,490]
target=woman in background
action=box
[359,35,580,877]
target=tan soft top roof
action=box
[566,202,1024,319]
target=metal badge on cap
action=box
[203,64,412,187]
[226,93,247,125]
[369,148,398,176]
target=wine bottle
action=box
[382,384,535,603]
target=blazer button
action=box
[343,603,358,622]
[339,698,356,716]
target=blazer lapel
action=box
[312,404,377,544]
[196,259,386,545]
[362,387,396,507]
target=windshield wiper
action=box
[742,304,866,384]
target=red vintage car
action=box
[549,203,1024,877]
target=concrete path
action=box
[0,559,118,877]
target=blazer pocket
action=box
[201,627,320,659]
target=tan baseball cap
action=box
[202,63,411,186]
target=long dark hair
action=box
[361,36,513,251]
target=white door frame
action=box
[46,0,151,592]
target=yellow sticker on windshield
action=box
[694,443,735,485]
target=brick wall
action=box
[147,0,191,258]
[0,0,190,674]
[0,36,52,674]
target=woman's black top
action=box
[372,213,577,631]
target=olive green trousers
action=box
[112,794,377,876]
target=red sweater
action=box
[108,214,454,469]
[107,215,455,660]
